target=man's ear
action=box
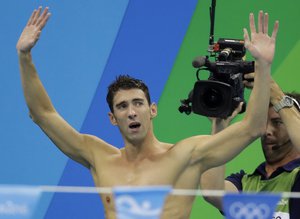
[108,112,117,125]
[150,103,158,119]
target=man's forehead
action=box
[113,89,146,103]
[268,107,281,119]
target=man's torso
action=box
[89,142,205,219]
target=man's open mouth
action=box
[129,122,141,129]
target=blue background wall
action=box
[1,0,299,218]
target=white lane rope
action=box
[29,186,300,198]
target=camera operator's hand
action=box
[243,72,255,89]
[243,11,279,65]
[209,102,243,134]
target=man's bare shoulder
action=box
[165,135,212,159]
[83,134,121,155]
[174,134,211,149]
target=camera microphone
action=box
[192,56,207,68]
[271,139,291,151]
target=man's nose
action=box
[128,105,137,119]
[265,122,273,137]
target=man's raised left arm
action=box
[188,11,279,170]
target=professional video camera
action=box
[178,0,254,118]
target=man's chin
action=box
[127,135,144,144]
[264,152,284,164]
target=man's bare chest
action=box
[92,158,183,187]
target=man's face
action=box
[261,107,292,164]
[108,89,157,144]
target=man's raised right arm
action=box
[270,79,300,149]
[17,7,114,168]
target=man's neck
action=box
[123,135,168,162]
[265,153,300,178]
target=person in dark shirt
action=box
[200,78,300,218]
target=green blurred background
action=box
[154,0,300,218]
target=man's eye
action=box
[135,102,143,106]
[118,104,127,109]
[273,120,283,126]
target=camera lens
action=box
[202,87,223,108]
[192,80,233,118]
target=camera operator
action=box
[200,75,300,218]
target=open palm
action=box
[244,11,279,65]
[16,7,50,52]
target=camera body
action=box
[179,38,254,118]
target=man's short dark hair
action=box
[286,91,300,112]
[106,75,151,112]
